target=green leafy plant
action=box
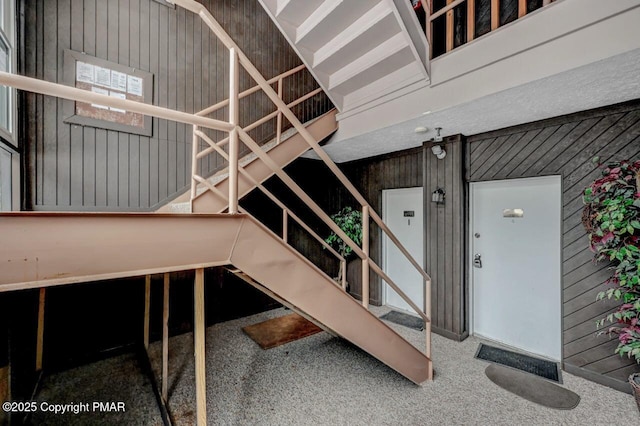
[583,159,640,362]
[325,206,363,259]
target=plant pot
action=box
[630,373,640,414]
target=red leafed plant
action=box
[583,159,640,362]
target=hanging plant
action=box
[583,159,640,362]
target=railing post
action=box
[194,268,207,425]
[282,209,288,243]
[228,48,240,214]
[446,0,454,52]
[491,0,499,31]
[190,125,199,211]
[422,0,432,59]
[162,273,170,402]
[425,277,433,380]
[467,0,475,43]
[362,206,370,309]
[276,77,283,145]
[341,260,347,291]
[36,288,46,371]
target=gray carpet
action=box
[485,364,580,410]
[29,307,639,425]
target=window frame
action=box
[0,0,18,211]
[0,0,16,149]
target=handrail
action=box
[196,64,306,117]
[193,129,345,266]
[195,86,323,158]
[424,0,555,56]
[0,72,233,133]
[173,0,432,325]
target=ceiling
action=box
[306,48,640,163]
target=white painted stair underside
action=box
[258,0,430,115]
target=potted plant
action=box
[582,159,640,407]
[325,206,363,290]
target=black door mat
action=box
[475,343,560,382]
[380,310,424,331]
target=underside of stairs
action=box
[257,0,430,115]
[158,109,338,214]
[0,212,432,384]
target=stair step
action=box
[329,33,410,91]
[169,202,191,213]
[294,0,378,51]
[275,0,323,26]
[295,0,342,44]
[313,2,397,73]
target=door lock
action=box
[473,253,482,268]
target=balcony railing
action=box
[414,0,555,58]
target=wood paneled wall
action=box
[467,100,640,391]
[280,145,466,339]
[20,0,332,211]
[424,136,466,339]
[341,148,424,305]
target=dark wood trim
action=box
[563,363,631,394]
[432,325,468,342]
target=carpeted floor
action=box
[30,306,639,425]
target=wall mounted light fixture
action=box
[432,188,445,204]
[431,144,446,160]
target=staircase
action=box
[0,213,431,384]
[257,0,430,116]
[0,1,433,424]
[158,110,338,214]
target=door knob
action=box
[473,253,482,268]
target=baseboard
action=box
[563,362,632,394]
[432,326,467,342]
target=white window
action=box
[0,0,16,211]
[0,0,15,142]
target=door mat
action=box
[485,364,580,410]
[242,313,322,350]
[380,310,424,331]
[475,343,560,382]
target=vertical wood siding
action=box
[424,136,466,338]
[466,100,640,388]
[21,0,332,211]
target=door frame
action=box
[381,186,424,313]
[468,175,563,361]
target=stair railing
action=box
[423,0,554,57]
[0,0,433,398]
[173,0,433,379]
[188,61,322,209]
[192,126,347,289]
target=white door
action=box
[471,176,562,360]
[383,187,424,314]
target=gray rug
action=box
[485,364,580,410]
[379,310,424,331]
